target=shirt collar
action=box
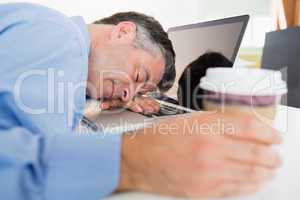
[70,16,91,56]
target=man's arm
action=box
[117,111,283,198]
[0,125,121,199]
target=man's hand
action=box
[117,111,283,198]
[101,96,160,114]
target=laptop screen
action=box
[166,15,249,97]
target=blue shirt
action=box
[0,3,121,200]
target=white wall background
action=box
[0,0,204,29]
[198,0,273,47]
[0,0,273,47]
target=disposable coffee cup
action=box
[199,68,287,122]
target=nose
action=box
[121,88,132,102]
[121,83,145,102]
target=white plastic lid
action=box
[199,68,287,96]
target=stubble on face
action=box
[88,43,165,102]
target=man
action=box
[0,3,282,200]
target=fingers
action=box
[189,111,282,145]
[127,97,160,114]
[209,181,262,198]
[219,112,283,145]
[100,99,124,110]
[139,98,160,113]
[219,160,277,182]
[235,123,282,145]
[188,180,262,198]
[128,102,143,113]
[223,138,282,168]
[100,97,160,114]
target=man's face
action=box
[88,41,165,103]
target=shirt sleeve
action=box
[0,3,122,200]
[0,125,121,200]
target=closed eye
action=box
[135,72,140,82]
[135,65,149,83]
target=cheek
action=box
[102,70,134,85]
[149,59,166,87]
[157,65,165,84]
[143,82,158,92]
[111,55,136,82]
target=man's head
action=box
[87,12,175,102]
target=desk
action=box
[106,106,300,200]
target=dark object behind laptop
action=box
[261,27,300,108]
[177,52,233,110]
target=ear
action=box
[110,21,137,44]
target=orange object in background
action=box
[273,0,300,29]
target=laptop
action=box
[79,15,250,133]
[166,15,249,98]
